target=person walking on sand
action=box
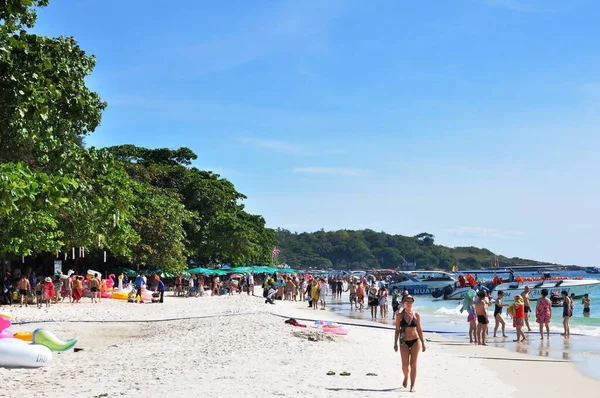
[582,293,591,317]
[493,290,508,338]
[17,275,31,307]
[34,280,43,308]
[72,276,83,303]
[319,278,329,310]
[43,277,54,308]
[561,290,572,338]
[247,273,254,296]
[513,295,527,343]
[311,279,320,310]
[536,288,552,340]
[522,286,532,332]
[348,281,358,310]
[475,291,489,345]
[391,287,400,320]
[135,273,146,303]
[394,295,426,393]
[379,285,389,319]
[368,285,379,320]
[88,274,100,303]
[357,281,365,311]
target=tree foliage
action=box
[276,229,548,270]
[0,1,276,273]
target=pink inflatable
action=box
[0,316,13,339]
[323,326,348,335]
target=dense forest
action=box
[0,1,275,274]
[276,229,550,271]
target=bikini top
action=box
[400,313,417,328]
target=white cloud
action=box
[448,226,525,239]
[292,167,367,177]
[238,137,302,154]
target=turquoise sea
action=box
[328,287,600,381]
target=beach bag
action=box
[507,304,515,318]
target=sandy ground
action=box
[0,294,598,398]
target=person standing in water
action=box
[513,295,527,343]
[474,291,489,345]
[536,288,552,340]
[582,293,591,317]
[521,286,532,332]
[394,295,426,393]
[368,285,379,320]
[561,290,572,338]
[493,290,508,338]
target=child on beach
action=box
[35,280,43,308]
[475,291,489,345]
[493,290,508,338]
[513,295,527,343]
[536,288,552,340]
[582,293,591,317]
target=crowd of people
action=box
[465,285,590,345]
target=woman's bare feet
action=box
[403,376,408,388]
[502,334,508,338]
[410,385,416,392]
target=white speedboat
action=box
[389,271,455,295]
[492,279,600,301]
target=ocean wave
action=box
[434,305,463,316]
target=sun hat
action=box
[45,277,51,282]
[402,295,415,303]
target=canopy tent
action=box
[188,267,227,276]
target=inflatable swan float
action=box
[0,313,77,367]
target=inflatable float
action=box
[322,326,348,335]
[111,290,130,300]
[32,328,77,352]
[0,313,13,339]
[0,338,53,368]
[13,331,33,342]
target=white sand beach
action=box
[1,295,598,398]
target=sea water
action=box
[328,287,600,381]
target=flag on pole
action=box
[272,247,280,256]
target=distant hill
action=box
[275,228,553,271]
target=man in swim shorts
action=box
[348,282,357,310]
[17,275,31,307]
[522,286,532,331]
[88,274,100,303]
[475,291,489,345]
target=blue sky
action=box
[34,0,600,265]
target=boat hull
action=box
[492,280,600,301]
[389,282,454,296]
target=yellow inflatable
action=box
[13,331,33,342]
[111,290,130,300]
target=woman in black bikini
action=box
[493,290,508,338]
[394,295,426,393]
